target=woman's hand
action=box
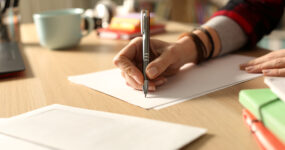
[113,36,197,91]
[240,49,285,76]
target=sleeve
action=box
[203,16,248,55]
[212,0,285,46]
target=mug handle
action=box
[82,16,94,37]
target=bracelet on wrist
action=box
[194,27,215,60]
[178,27,216,64]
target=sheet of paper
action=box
[69,55,261,109]
[0,104,206,150]
[154,80,248,110]
[0,134,49,150]
[264,77,285,102]
[0,119,8,124]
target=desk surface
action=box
[0,22,269,150]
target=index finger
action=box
[117,37,143,60]
[113,38,144,85]
[241,50,285,68]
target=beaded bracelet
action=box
[189,32,207,64]
[178,27,216,64]
[195,27,215,60]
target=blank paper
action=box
[69,55,261,109]
[0,104,206,150]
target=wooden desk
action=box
[0,22,269,150]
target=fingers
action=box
[240,50,285,69]
[263,68,285,77]
[146,47,176,79]
[239,51,285,77]
[121,72,167,91]
[114,37,173,90]
[114,56,144,84]
[113,37,144,85]
[244,58,285,73]
[240,54,273,69]
[117,37,142,60]
[152,76,168,86]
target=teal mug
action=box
[33,8,94,50]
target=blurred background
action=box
[19,0,227,24]
[18,0,285,50]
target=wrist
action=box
[202,26,221,57]
[175,35,198,63]
[177,26,221,64]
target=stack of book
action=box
[239,82,285,149]
[97,13,165,40]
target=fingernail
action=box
[245,66,254,72]
[147,67,158,78]
[240,63,248,70]
[155,79,164,85]
[149,86,156,91]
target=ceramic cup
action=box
[33,8,94,50]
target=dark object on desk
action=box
[84,17,102,30]
[0,42,25,76]
[0,0,25,77]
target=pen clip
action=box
[141,10,145,34]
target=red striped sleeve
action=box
[212,0,284,46]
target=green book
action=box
[239,88,285,143]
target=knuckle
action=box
[267,52,275,58]
[124,66,134,76]
[255,64,263,71]
[131,37,142,44]
[274,58,283,67]
[114,57,134,76]
[112,56,120,66]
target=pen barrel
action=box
[142,33,149,79]
[141,10,150,80]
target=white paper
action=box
[264,77,285,102]
[0,134,49,150]
[69,55,261,109]
[0,119,9,124]
[0,104,206,150]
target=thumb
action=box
[146,49,174,79]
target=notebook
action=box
[264,77,285,102]
[239,89,285,143]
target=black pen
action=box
[141,10,150,98]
